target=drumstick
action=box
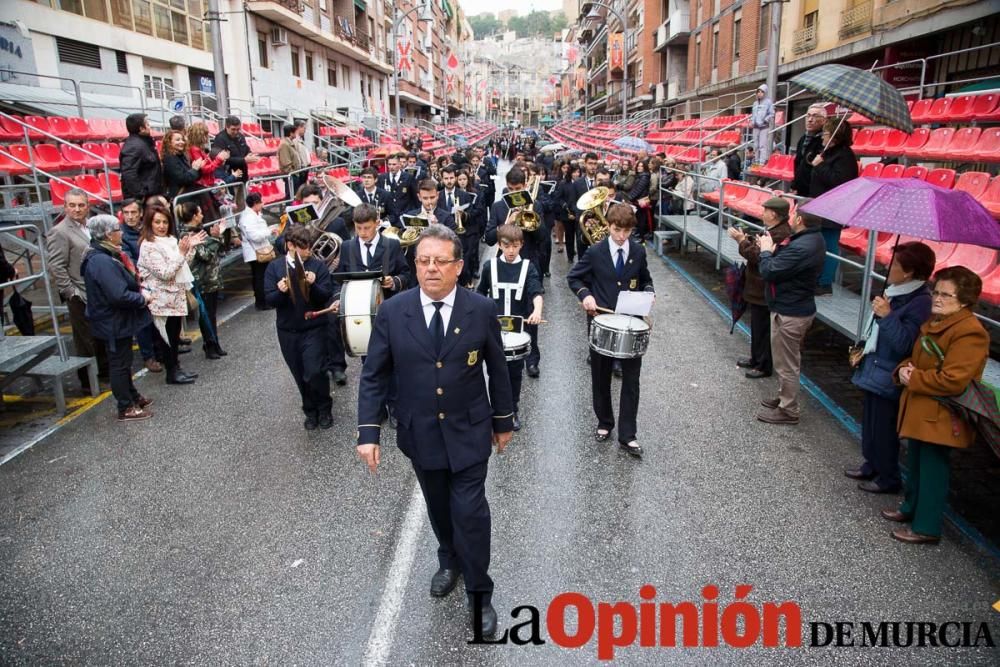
[594,306,616,315]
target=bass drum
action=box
[340,278,384,357]
[589,314,650,359]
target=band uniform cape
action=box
[332,233,411,299]
[567,238,655,310]
[356,288,515,472]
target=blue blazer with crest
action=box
[357,287,515,472]
[567,238,655,311]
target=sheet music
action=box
[615,291,654,317]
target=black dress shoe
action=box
[471,603,498,637]
[179,337,192,346]
[332,370,348,386]
[858,480,901,494]
[204,346,221,360]
[526,364,539,378]
[430,568,459,597]
[178,369,198,379]
[736,357,756,369]
[620,440,643,458]
[214,343,228,357]
[318,413,334,430]
[744,369,771,379]
[844,467,875,481]
[178,346,192,355]
[512,413,521,431]
[165,371,196,385]
[595,428,611,442]
[303,415,319,431]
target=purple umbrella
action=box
[799,177,1000,248]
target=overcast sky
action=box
[458,0,564,17]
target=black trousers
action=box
[413,460,493,605]
[249,260,268,308]
[459,231,477,285]
[197,290,220,346]
[152,315,182,373]
[507,359,524,413]
[538,220,552,275]
[749,303,773,374]
[277,326,332,418]
[591,350,642,443]
[67,295,107,383]
[563,218,578,262]
[326,312,347,372]
[860,391,903,490]
[107,336,141,412]
[525,323,540,367]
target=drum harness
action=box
[489,257,530,318]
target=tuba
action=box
[576,186,612,246]
[502,189,541,232]
[384,210,431,248]
[311,230,343,271]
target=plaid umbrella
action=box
[790,64,913,133]
[612,136,655,152]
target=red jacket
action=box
[188,146,226,188]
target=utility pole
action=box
[765,0,785,125]
[207,0,229,116]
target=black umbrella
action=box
[723,264,748,334]
[8,289,35,335]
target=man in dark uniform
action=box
[476,224,543,432]
[438,166,476,286]
[378,154,416,227]
[331,204,411,306]
[356,225,514,637]
[485,167,545,378]
[567,204,655,458]
[353,167,391,226]
[265,225,335,431]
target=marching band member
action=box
[457,170,485,279]
[331,204,411,306]
[354,167,390,226]
[356,225,513,637]
[476,224,543,432]
[378,153,417,227]
[439,166,476,287]
[403,179,456,231]
[264,225,335,431]
[567,204,655,458]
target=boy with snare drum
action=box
[476,224,543,433]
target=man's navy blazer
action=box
[567,238,655,310]
[357,287,515,472]
[332,233,411,299]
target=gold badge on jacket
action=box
[467,350,479,366]
[629,278,638,289]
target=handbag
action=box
[255,243,276,263]
[848,317,875,369]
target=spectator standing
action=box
[81,215,154,422]
[186,122,231,221]
[178,202,229,360]
[161,129,204,203]
[278,123,307,196]
[847,242,935,495]
[118,198,162,373]
[724,146,742,185]
[211,116,260,207]
[47,189,108,389]
[120,113,163,202]
[728,197,793,380]
[613,158,636,194]
[238,191,274,310]
[750,84,775,165]
[810,117,859,295]
[627,159,652,240]
[168,115,186,132]
[791,104,827,195]
[756,211,826,425]
[886,267,989,544]
[137,205,204,385]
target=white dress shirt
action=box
[609,237,630,265]
[358,233,380,267]
[362,188,379,204]
[420,286,457,331]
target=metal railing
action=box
[0,223,67,358]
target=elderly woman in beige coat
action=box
[137,205,205,386]
[883,266,989,545]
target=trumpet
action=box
[576,186,612,246]
[454,205,466,235]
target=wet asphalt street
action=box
[2,162,999,665]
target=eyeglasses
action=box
[414,257,460,267]
[931,290,958,300]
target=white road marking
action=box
[363,482,427,666]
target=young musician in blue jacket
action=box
[476,224,544,432]
[567,204,655,458]
[264,225,335,431]
[438,166,476,287]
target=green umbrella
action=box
[790,64,913,133]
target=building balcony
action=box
[655,80,682,106]
[653,10,690,52]
[792,22,818,55]
[588,60,608,82]
[839,0,873,40]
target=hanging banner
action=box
[477,79,487,100]
[446,51,459,71]
[575,66,586,91]
[608,32,624,74]
[397,38,412,73]
[446,74,455,93]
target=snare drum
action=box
[589,314,650,359]
[339,278,383,357]
[501,331,531,362]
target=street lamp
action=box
[579,1,629,125]
[393,1,435,142]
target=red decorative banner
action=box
[446,74,455,93]
[608,32,624,73]
[446,51,459,71]
[397,39,412,72]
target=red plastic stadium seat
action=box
[940,245,998,275]
[73,174,107,201]
[982,177,1000,219]
[896,128,930,158]
[101,142,120,167]
[924,98,953,124]
[916,127,956,160]
[23,116,52,139]
[909,99,935,124]
[881,130,909,157]
[953,171,991,200]
[0,147,30,175]
[972,127,1000,163]
[107,119,128,140]
[69,117,93,140]
[980,264,1000,306]
[61,143,103,170]
[880,164,905,179]
[925,168,956,190]
[946,95,977,123]
[942,127,981,161]
[0,115,40,141]
[865,128,891,156]
[903,165,928,180]
[852,128,873,153]
[7,144,64,173]
[839,228,868,253]
[47,116,83,141]
[860,162,884,178]
[972,93,1000,122]
[50,178,75,206]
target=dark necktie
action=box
[615,247,625,278]
[430,302,444,355]
[588,178,593,189]
[446,192,453,210]
[364,242,372,267]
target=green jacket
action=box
[189,236,225,293]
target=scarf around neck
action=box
[862,280,925,356]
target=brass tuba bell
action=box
[576,186,612,246]
[502,188,541,232]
